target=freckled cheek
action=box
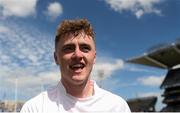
[60,56,71,67]
[60,61,70,73]
[86,56,95,66]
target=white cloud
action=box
[92,58,124,81]
[0,22,54,67]
[4,69,60,89]
[0,20,57,99]
[46,2,63,20]
[105,0,163,18]
[138,75,165,86]
[124,63,161,74]
[0,0,37,17]
[0,25,9,33]
[135,9,144,19]
[0,64,60,98]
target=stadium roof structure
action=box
[126,42,180,69]
[160,68,180,89]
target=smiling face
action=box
[54,31,96,86]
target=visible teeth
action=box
[71,63,84,69]
[72,64,83,68]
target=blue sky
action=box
[0,0,180,111]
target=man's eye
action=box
[62,46,74,53]
[81,46,91,52]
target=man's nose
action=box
[72,48,83,59]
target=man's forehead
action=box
[63,32,93,42]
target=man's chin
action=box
[71,77,87,85]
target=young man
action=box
[20,19,131,113]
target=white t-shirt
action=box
[20,81,131,113]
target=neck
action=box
[61,79,94,98]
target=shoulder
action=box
[20,91,47,113]
[100,88,125,102]
[94,82,127,104]
[20,86,60,113]
[99,88,131,112]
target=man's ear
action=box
[54,52,59,65]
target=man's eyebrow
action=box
[62,42,92,48]
[80,43,91,47]
[61,43,75,49]
[63,43,75,47]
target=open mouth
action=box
[70,63,85,71]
